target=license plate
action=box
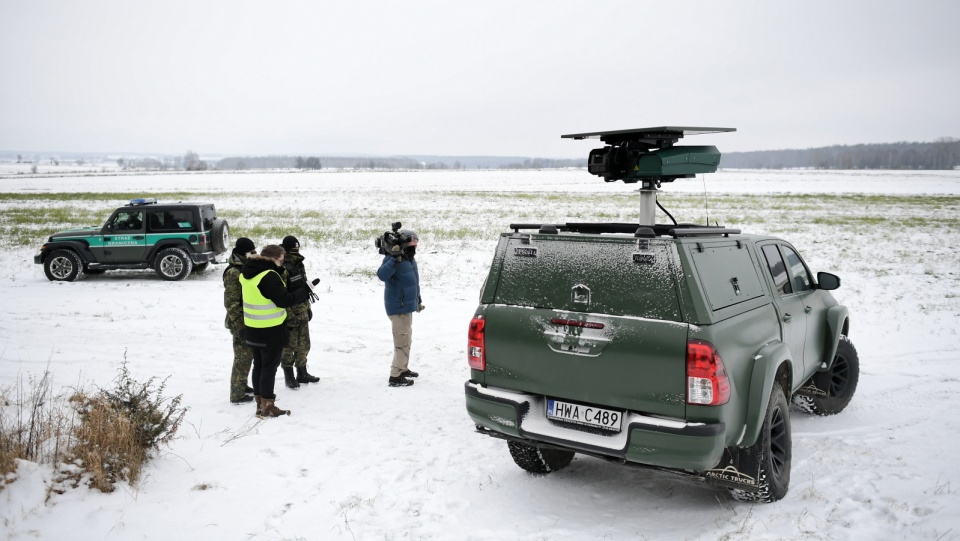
[546,399,623,432]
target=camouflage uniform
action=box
[224,251,254,401]
[280,251,312,370]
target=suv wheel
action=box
[507,441,575,474]
[731,382,791,503]
[43,249,83,282]
[155,247,193,281]
[792,335,860,416]
[211,219,229,254]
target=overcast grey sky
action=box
[2,1,958,158]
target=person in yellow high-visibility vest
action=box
[240,244,311,418]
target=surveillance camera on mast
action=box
[562,126,735,184]
[562,126,735,226]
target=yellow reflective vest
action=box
[239,270,287,328]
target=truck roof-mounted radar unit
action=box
[561,126,736,226]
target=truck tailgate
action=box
[482,305,689,419]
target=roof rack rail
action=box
[669,227,741,237]
[509,222,740,238]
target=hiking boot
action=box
[258,398,291,418]
[254,395,263,416]
[245,385,255,395]
[388,376,414,387]
[231,395,254,404]
[283,367,300,389]
[399,369,419,378]
[296,366,320,384]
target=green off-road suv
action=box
[464,128,859,502]
[35,198,229,281]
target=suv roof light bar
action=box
[127,197,158,206]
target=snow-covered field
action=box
[1,169,959,540]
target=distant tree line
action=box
[721,138,960,170]
[115,150,206,171]
[498,157,586,169]
[213,155,587,170]
[183,150,208,171]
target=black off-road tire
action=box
[507,441,574,474]
[154,247,193,281]
[731,383,791,503]
[792,335,860,416]
[43,249,83,282]
[211,219,229,254]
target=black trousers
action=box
[246,326,289,400]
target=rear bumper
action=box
[465,381,725,471]
[190,251,217,265]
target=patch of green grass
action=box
[3,190,959,255]
[0,192,232,203]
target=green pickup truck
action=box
[464,128,859,502]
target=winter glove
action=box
[307,307,313,321]
[417,303,425,313]
[390,243,403,263]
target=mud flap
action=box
[702,446,762,491]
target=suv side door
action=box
[100,209,148,263]
[779,243,829,374]
[759,242,808,387]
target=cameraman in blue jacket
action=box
[377,229,423,387]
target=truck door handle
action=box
[133,235,144,240]
[783,313,793,322]
[804,306,812,314]
[103,237,111,241]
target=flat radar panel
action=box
[561,126,736,145]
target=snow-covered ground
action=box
[1,169,959,540]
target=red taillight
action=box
[686,339,730,406]
[198,233,208,245]
[467,315,486,371]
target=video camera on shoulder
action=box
[375,221,412,255]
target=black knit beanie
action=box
[281,235,300,253]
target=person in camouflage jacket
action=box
[279,236,320,388]
[225,237,257,403]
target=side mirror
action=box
[817,272,841,291]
